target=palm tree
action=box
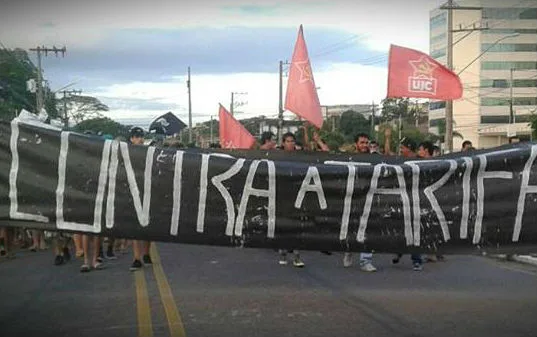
[433,119,463,143]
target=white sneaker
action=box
[279,258,288,265]
[360,263,377,272]
[343,253,353,268]
[293,258,305,268]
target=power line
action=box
[28,46,66,114]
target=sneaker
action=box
[392,253,402,264]
[96,256,103,263]
[80,264,91,273]
[106,250,117,260]
[413,263,423,271]
[54,255,64,266]
[63,247,71,262]
[142,254,152,265]
[293,258,305,268]
[343,253,353,268]
[360,263,377,272]
[130,259,142,271]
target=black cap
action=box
[129,127,145,138]
[400,137,416,151]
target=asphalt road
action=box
[1,243,537,337]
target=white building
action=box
[429,0,537,150]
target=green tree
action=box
[0,48,58,120]
[319,129,345,151]
[59,95,109,126]
[73,117,130,138]
[338,110,371,142]
[530,114,537,139]
[381,98,409,122]
[433,119,463,143]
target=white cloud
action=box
[91,62,387,127]
[1,0,445,52]
[0,0,446,128]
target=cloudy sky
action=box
[0,0,445,127]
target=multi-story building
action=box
[322,104,374,119]
[429,0,537,150]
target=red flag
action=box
[284,25,323,129]
[218,104,256,149]
[387,44,463,100]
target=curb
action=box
[492,254,537,267]
[512,255,537,266]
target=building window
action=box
[481,115,531,124]
[429,118,444,127]
[481,97,537,106]
[483,8,537,19]
[514,97,537,106]
[481,44,537,52]
[480,79,509,88]
[481,62,537,70]
[483,28,537,34]
[430,13,447,29]
[430,48,446,58]
[430,33,446,44]
[481,98,509,106]
[429,101,446,110]
[514,79,537,87]
[481,115,510,123]
[481,79,537,88]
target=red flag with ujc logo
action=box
[387,44,463,100]
[218,104,256,149]
[284,25,323,129]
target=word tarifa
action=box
[8,120,537,247]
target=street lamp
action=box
[457,33,519,76]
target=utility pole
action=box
[440,1,486,152]
[187,66,192,143]
[370,101,376,139]
[230,92,234,116]
[59,89,81,127]
[29,46,66,115]
[230,91,247,116]
[398,112,402,155]
[210,115,214,144]
[332,116,336,132]
[510,68,515,124]
[277,60,291,144]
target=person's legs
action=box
[142,241,152,264]
[92,236,102,269]
[81,235,91,272]
[53,234,65,266]
[39,230,48,250]
[359,252,377,272]
[392,253,403,264]
[106,237,117,259]
[73,234,83,257]
[343,252,353,267]
[130,240,143,271]
[411,253,423,271]
[30,230,40,251]
[0,227,6,256]
[278,249,288,265]
[292,250,304,268]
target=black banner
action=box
[1,119,537,254]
